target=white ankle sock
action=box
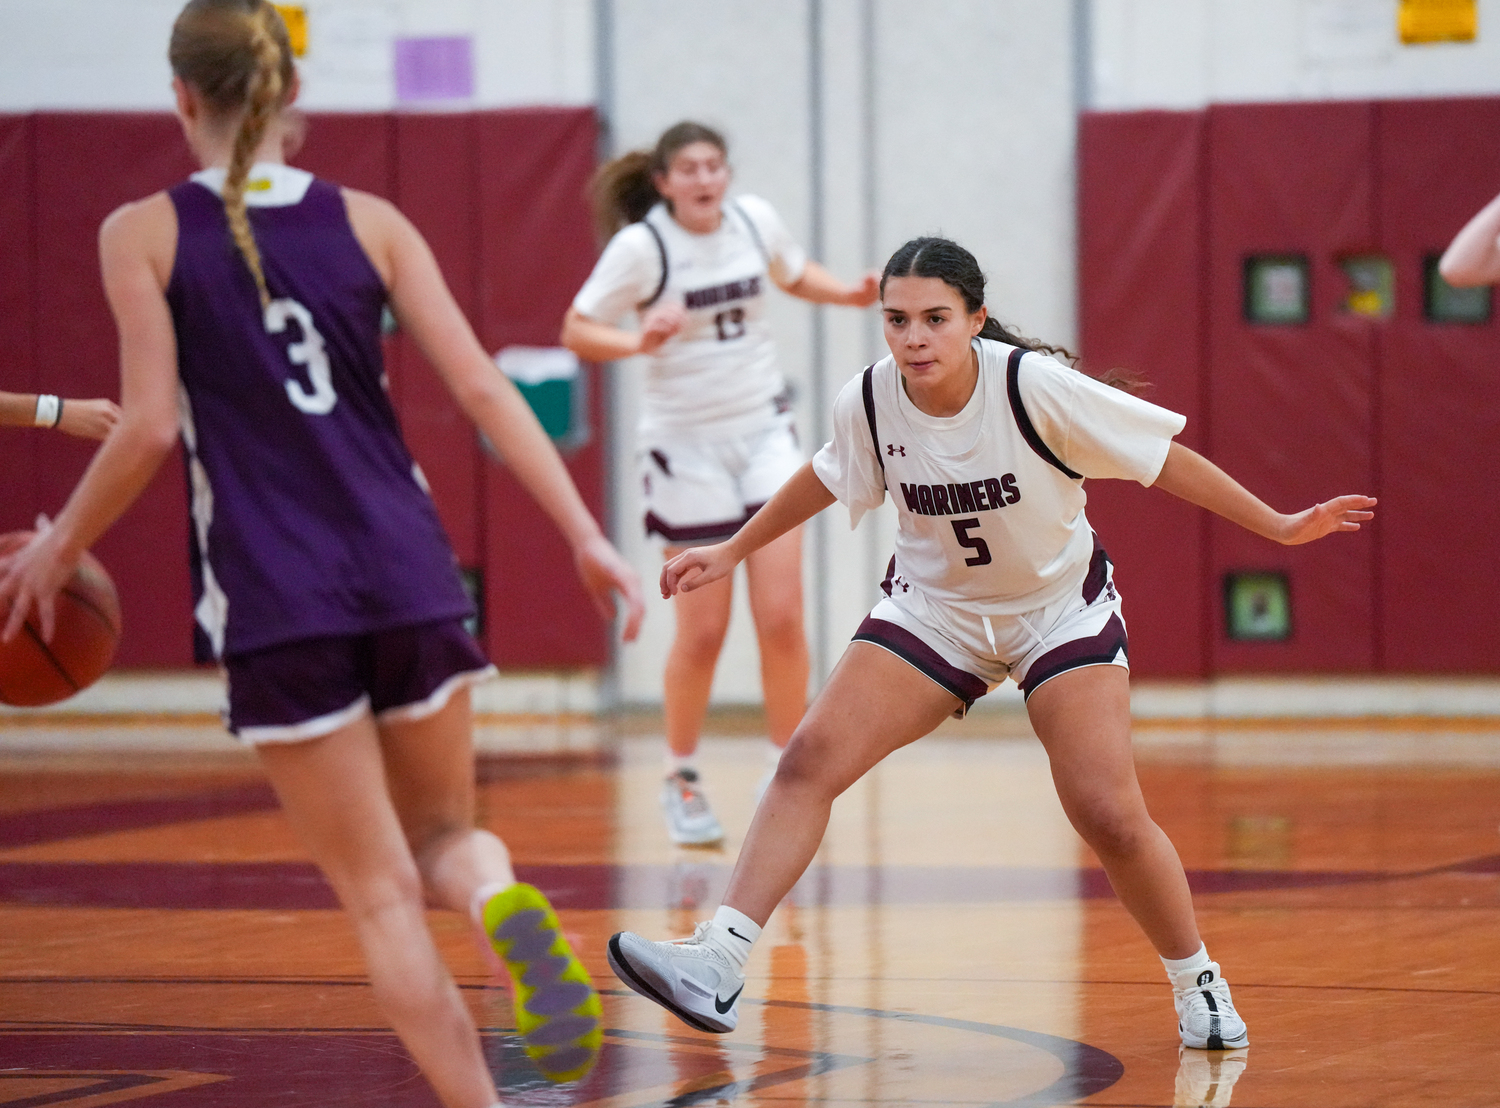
[1161,943,1211,984]
[469,879,517,927]
[666,752,698,778]
[707,905,761,970]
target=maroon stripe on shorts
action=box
[1019,612,1129,700]
[852,615,989,707]
[644,511,747,543]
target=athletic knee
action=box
[754,607,807,656]
[673,618,730,660]
[773,728,849,799]
[339,857,427,924]
[1066,797,1156,860]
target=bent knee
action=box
[773,729,853,799]
[1066,800,1157,859]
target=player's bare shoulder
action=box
[98,191,177,287]
[341,186,414,287]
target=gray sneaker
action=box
[1172,962,1249,1050]
[607,924,743,1033]
[661,769,724,846]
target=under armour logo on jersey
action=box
[886,444,906,457]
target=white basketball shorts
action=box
[852,537,1129,711]
[640,413,803,545]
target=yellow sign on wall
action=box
[273,4,308,57]
[1399,0,1477,44]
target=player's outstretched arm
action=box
[349,190,645,641]
[1439,190,1500,287]
[0,196,180,642]
[0,392,121,439]
[778,261,880,308]
[1153,441,1375,545]
[662,461,835,598]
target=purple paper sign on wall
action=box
[395,36,474,102]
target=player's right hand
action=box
[660,542,736,598]
[639,302,686,354]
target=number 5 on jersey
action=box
[266,297,337,415]
[951,518,992,566]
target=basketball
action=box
[0,530,121,706]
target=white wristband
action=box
[34,394,60,428]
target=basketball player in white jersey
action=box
[561,122,878,845]
[605,236,1377,1052]
[1440,188,1500,285]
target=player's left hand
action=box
[573,533,645,642]
[1276,495,1377,545]
[847,272,881,308]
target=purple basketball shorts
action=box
[224,618,496,744]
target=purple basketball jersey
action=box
[166,169,472,660]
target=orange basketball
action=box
[0,531,122,707]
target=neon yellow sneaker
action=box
[482,882,603,1083]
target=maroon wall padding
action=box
[1376,99,1500,672]
[1204,102,1380,673]
[31,114,198,667]
[1077,110,1209,677]
[2,108,609,670]
[475,109,608,667]
[0,117,37,535]
[391,114,483,566]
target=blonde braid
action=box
[222,2,286,311]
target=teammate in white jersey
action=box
[606,236,1377,1051]
[561,122,878,845]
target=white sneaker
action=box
[606,923,744,1033]
[661,769,724,846]
[1174,1045,1248,1106]
[1172,962,1249,1050]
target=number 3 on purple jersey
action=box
[950,517,992,567]
[265,297,337,415]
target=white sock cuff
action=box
[470,879,516,926]
[713,905,762,943]
[1160,943,1210,973]
[710,905,762,969]
[666,752,698,777]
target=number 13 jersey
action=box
[167,164,472,661]
[573,196,808,439]
[812,338,1186,616]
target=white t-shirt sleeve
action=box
[571,224,663,324]
[735,195,809,286]
[812,370,888,528]
[1016,352,1186,486]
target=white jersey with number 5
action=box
[573,195,808,438]
[812,338,1187,616]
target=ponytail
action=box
[883,237,1146,395]
[170,0,295,310]
[589,120,729,243]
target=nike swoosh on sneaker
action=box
[726,927,753,943]
[715,985,744,1014]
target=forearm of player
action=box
[44,412,178,560]
[560,307,644,362]
[1153,442,1292,542]
[1439,190,1500,287]
[781,261,878,307]
[724,462,836,562]
[0,391,39,427]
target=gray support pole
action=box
[593,0,621,712]
[808,0,830,684]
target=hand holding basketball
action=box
[0,523,121,706]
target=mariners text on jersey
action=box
[684,275,761,311]
[900,475,1021,517]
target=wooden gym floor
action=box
[2,712,1498,1107]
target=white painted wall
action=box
[1089,0,1500,110]
[0,0,595,111]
